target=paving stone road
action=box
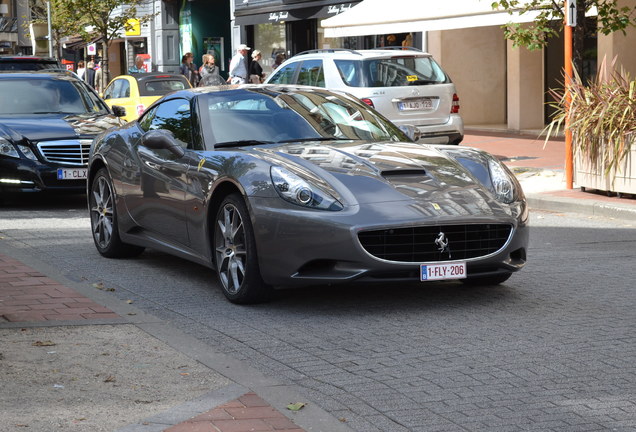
[1,193,635,432]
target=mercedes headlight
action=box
[271,166,343,211]
[0,137,19,159]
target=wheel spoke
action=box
[215,202,248,296]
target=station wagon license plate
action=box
[398,98,433,111]
[421,262,466,281]
[57,168,87,180]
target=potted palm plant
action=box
[546,58,636,195]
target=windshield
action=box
[0,76,109,115]
[200,88,409,147]
[335,56,449,87]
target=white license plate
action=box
[57,168,87,180]
[421,262,467,281]
[398,98,433,111]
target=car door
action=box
[102,77,139,121]
[266,61,300,84]
[128,98,193,246]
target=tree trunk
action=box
[102,38,110,84]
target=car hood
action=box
[0,112,122,142]
[258,141,509,218]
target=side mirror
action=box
[111,105,126,117]
[141,130,185,158]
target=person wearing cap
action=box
[228,44,250,85]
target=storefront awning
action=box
[321,0,543,37]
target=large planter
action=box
[574,143,636,195]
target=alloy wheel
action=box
[215,202,247,295]
[90,174,114,249]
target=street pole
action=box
[564,0,576,189]
[46,0,53,58]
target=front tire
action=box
[213,194,271,304]
[89,168,144,258]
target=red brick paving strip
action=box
[0,253,119,322]
[164,392,307,432]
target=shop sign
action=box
[268,11,289,22]
[125,18,141,36]
[327,3,353,15]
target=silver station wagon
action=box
[265,48,464,145]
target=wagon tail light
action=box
[451,93,460,114]
[136,104,145,117]
[360,98,375,108]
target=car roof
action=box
[0,55,59,62]
[290,47,433,61]
[126,72,190,82]
[0,70,78,79]
[165,83,353,100]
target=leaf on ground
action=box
[103,375,116,383]
[32,340,56,347]
[286,402,306,411]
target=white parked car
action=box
[264,48,464,145]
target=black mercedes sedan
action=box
[88,85,529,304]
[0,71,123,195]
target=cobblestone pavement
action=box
[2,190,635,432]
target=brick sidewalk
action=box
[0,253,118,322]
[0,253,308,431]
[165,392,306,432]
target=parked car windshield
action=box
[0,75,109,115]
[335,56,450,87]
[200,88,408,146]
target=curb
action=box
[527,193,636,221]
[0,241,355,432]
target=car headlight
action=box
[271,166,343,211]
[488,157,517,204]
[0,137,19,159]
[17,145,38,161]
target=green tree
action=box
[26,0,77,58]
[492,0,636,74]
[53,0,155,82]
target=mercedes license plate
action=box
[421,262,466,281]
[57,168,87,180]
[398,98,433,111]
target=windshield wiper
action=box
[32,111,78,114]
[214,139,275,148]
[276,137,354,143]
[409,80,442,85]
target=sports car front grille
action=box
[358,224,513,263]
[37,140,92,166]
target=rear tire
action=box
[461,273,512,286]
[213,193,272,304]
[89,168,145,258]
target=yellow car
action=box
[102,73,191,121]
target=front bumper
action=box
[395,114,464,145]
[0,158,86,193]
[249,197,528,288]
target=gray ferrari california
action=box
[88,85,528,304]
